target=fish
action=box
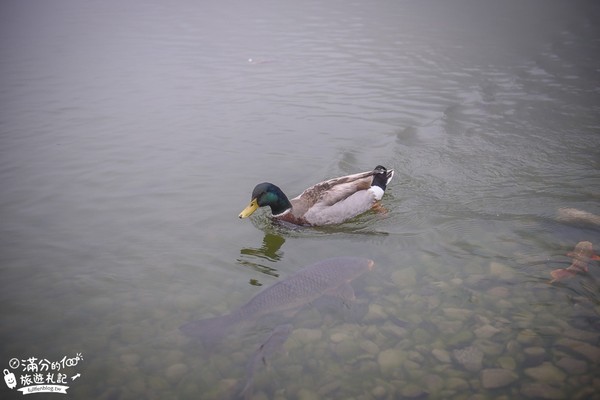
[240,323,293,400]
[550,241,600,283]
[180,257,374,342]
[556,208,600,227]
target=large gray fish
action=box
[240,323,293,400]
[180,257,374,341]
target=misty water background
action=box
[1,0,599,399]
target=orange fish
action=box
[550,241,600,283]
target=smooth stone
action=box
[120,353,140,367]
[555,338,600,362]
[446,377,469,391]
[400,383,426,398]
[474,324,501,339]
[330,332,351,343]
[524,362,566,383]
[563,327,599,342]
[364,303,388,322]
[487,286,510,298]
[332,339,361,359]
[443,307,473,320]
[391,267,417,288]
[520,382,564,399]
[360,339,380,355]
[424,374,444,392]
[293,328,322,344]
[432,349,451,363]
[378,348,406,375]
[489,262,515,280]
[480,368,518,389]
[516,329,538,345]
[381,323,408,339]
[453,346,483,372]
[165,363,188,384]
[555,356,587,374]
[523,346,546,364]
[447,330,474,347]
[296,388,319,400]
[371,385,387,399]
[317,380,341,397]
[497,356,516,370]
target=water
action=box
[1,0,599,398]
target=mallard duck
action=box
[239,165,394,226]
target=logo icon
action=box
[3,369,17,389]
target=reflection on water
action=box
[238,233,285,282]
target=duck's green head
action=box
[239,182,292,218]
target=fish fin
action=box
[550,268,577,283]
[591,254,600,261]
[332,282,356,308]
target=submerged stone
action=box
[555,338,600,362]
[520,382,564,399]
[474,324,501,339]
[453,346,483,372]
[378,348,406,375]
[165,363,188,384]
[524,362,566,383]
[480,368,518,389]
[555,356,587,374]
[431,349,451,363]
[489,262,515,280]
[391,267,416,288]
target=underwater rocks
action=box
[452,345,483,372]
[480,368,518,389]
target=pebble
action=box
[480,368,518,389]
[165,363,188,384]
[330,331,351,343]
[497,356,516,370]
[400,383,427,398]
[443,307,473,320]
[371,385,387,399]
[378,348,406,375]
[489,261,515,280]
[555,356,587,374]
[524,362,566,383]
[296,388,319,400]
[432,349,451,363]
[474,324,501,339]
[487,286,510,298]
[391,267,417,288]
[520,382,564,399]
[446,377,469,391]
[555,338,600,362]
[523,346,546,365]
[293,328,322,345]
[516,329,538,345]
[453,346,483,372]
[364,303,388,322]
[360,339,380,355]
[120,353,140,367]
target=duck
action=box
[238,165,394,226]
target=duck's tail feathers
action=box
[372,165,394,191]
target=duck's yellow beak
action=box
[239,198,259,218]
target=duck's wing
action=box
[289,170,376,217]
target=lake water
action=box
[1,0,599,399]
